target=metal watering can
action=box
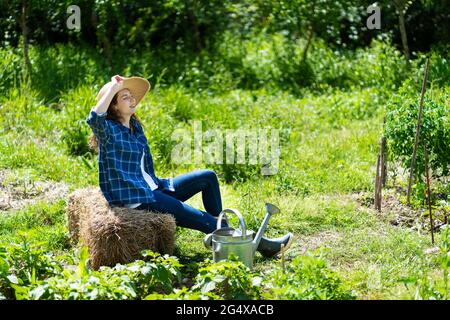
[203,203,280,268]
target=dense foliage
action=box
[2,1,448,52]
[385,81,450,178]
[1,0,449,302]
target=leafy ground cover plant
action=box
[9,248,182,300]
[261,253,355,300]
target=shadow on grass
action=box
[173,246,210,264]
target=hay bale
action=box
[66,187,176,270]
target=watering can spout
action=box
[252,203,280,253]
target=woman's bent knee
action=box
[200,169,218,181]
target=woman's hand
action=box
[93,75,125,114]
[110,75,124,90]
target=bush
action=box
[308,38,409,91]
[29,44,105,102]
[384,85,450,179]
[216,31,316,93]
[60,85,97,157]
[0,46,22,95]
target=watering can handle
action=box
[216,208,247,235]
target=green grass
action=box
[0,41,448,299]
[0,200,71,252]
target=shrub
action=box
[309,38,408,91]
[0,46,22,95]
[29,44,105,102]
[60,85,97,157]
[216,31,316,93]
[384,85,450,179]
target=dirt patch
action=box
[288,230,341,257]
[0,169,69,211]
[353,188,448,231]
[252,230,342,274]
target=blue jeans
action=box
[135,169,226,234]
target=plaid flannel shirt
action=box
[86,110,174,207]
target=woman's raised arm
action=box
[93,75,124,114]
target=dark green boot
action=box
[256,233,293,258]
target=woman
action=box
[87,75,292,258]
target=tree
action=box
[393,0,412,62]
[269,0,358,62]
[7,0,33,77]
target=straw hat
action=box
[96,76,151,106]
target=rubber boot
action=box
[256,233,293,258]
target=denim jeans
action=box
[135,169,226,234]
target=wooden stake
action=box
[375,154,381,211]
[381,136,387,187]
[20,0,31,77]
[280,243,285,273]
[407,58,430,206]
[377,173,382,211]
[424,141,434,244]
